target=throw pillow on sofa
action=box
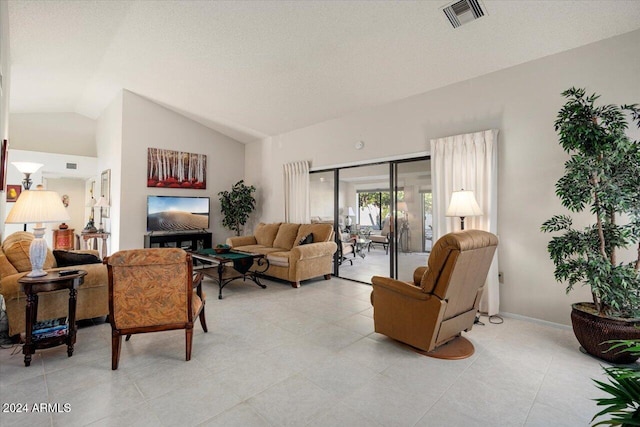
[53,250,102,268]
[297,234,314,246]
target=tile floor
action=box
[0,275,613,426]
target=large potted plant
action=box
[541,88,640,363]
[218,180,256,236]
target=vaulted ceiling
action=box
[8,1,640,143]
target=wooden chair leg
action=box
[185,328,193,361]
[112,333,122,370]
[199,308,208,333]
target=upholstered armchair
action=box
[105,248,207,370]
[371,230,498,359]
[336,231,356,265]
[369,219,391,254]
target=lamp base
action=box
[83,220,97,234]
[27,269,47,278]
[29,226,48,277]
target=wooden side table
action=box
[81,232,110,259]
[53,228,75,250]
[19,270,87,367]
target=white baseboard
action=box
[494,311,572,330]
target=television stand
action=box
[144,232,212,251]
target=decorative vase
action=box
[571,303,640,364]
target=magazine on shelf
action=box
[33,327,68,341]
[32,317,68,334]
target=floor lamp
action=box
[11,162,44,231]
[446,190,482,230]
[5,188,70,277]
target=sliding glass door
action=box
[309,157,430,284]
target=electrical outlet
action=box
[498,272,504,283]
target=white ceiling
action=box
[8,1,640,143]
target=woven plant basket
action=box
[571,303,640,364]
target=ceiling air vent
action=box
[66,162,77,170]
[443,0,485,28]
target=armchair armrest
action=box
[371,276,430,300]
[413,266,428,287]
[193,272,204,298]
[226,236,257,247]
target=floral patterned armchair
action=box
[105,248,207,370]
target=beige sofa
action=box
[226,222,337,288]
[0,232,109,337]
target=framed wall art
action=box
[101,169,111,218]
[147,148,207,189]
[6,184,21,202]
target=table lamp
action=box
[446,189,482,230]
[83,198,97,233]
[94,196,110,232]
[5,188,70,277]
[345,207,355,231]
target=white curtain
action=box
[283,161,310,223]
[430,129,499,315]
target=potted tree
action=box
[218,180,256,236]
[541,88,640,363]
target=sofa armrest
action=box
[0,272,29,301]
[291,241,337,261]
[226,236,257,247]
[371,275,430,300]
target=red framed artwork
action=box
[6,184,21,202]
[147,147,207,189]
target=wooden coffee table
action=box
[190,250,269,299]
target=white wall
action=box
[10,113,97,157]
[118,91,245,250]
[44,178,86,236]
[0,1,11,240]
[95,91,123,253]
[246,29,640,325]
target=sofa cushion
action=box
[4,240,56,272]
[254,222,281,247]
[267,251,290,267]
[53,250,102,268]
[273,223,301,250]
[295,223,333,246]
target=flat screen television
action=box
[147,196,210,232]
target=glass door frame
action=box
[310,155,430,281]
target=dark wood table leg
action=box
[67,287,78,357]
[23,292,38,367]
[217,263,224,299]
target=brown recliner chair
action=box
[371,230,498,359]
[105,248,207,370]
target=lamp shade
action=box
[5,189,70,224]
[446,190,482,218]
[396,202,408,212]
[12,162,43,174]
[94,196,110,208]
[347,207,355,216]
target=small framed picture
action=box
[6,184,21,202]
